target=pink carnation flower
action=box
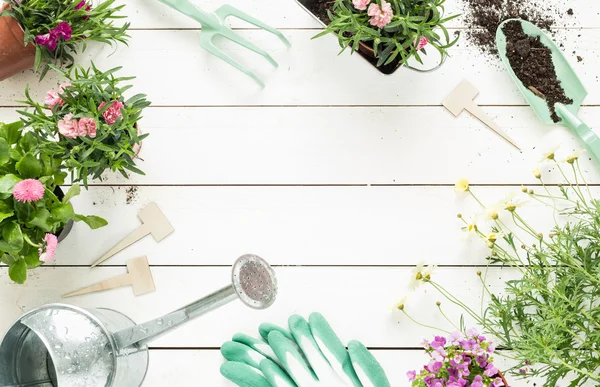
[13,179,45,202]
[54,22,72,41]
[353,0,370,10]
[35,30,59,51]
[415,36,429,50]
[39,233,58,262]
[98,100,124,125]
[368,0,393,28]
[78,117,97,138]
[58,113,80,138]
[45,89,64,108]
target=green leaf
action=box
[0,137,9,165]
[62,184,81,204]
[16,153,42,178]
[24,248,42,269]
[27,208,53,232]
[14,200,33,223]
[50,203,74,223]
[34,45,42,71]
[8,259,27,284]
[0,121,23,144]
[0,222,24,253]
[0,174,21,195]
[19,132,38,153]
[73,214,108,230]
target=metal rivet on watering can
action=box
[0,254,277,387]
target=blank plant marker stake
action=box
[64,256,156,297]
[91,202,174,268]
[443,79,521,151]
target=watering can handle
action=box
[556,104,600,163]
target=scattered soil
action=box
[567,8,574,16]
[299,0,334,24]
[463,0,559,56]
[502,20,572,122]
[126,186,139,205]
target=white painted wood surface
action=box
[1,0,599,385]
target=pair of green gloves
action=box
[220,312,390,387]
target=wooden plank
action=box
[47,185,589,266]
[119,0,596,30]
[2,106,599,185]
[1,29,597,106]
[146,349,552,386]
[0,266,525,348]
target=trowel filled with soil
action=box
[496,19,600,163]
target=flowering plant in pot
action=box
[0,121,107,284]
[407,331,507,387]
[18,64,150,188]
[0,0,129,80]
[314,0,459,69]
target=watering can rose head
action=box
[2,0,130,80]
[316,0,460,67]
[19,64,151,188]
[0,121,107,284]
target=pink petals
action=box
[39,233,58,262]
[352,0,371,11]
[367,0,393,28]
[13,179,45,203]
[44,90,64,108]
[78,117,97,138]
[57,113,81,138]
[34,22,72,51]
[415,36,429,50]
[98,100,124,125]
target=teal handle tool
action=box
[156,0,291,87]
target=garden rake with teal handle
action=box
[156,0,291,87]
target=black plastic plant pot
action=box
[53,186,74,243]
[296,0,403,74]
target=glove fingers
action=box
[233,333,279,363]
[347,340,391,387]
[268,330,318,387]
[288,314,338,383]
[259,322,294,342]
[308,312,363,387]
[221,361,272,387]
[260,359,298,387]
[221,341,266,370]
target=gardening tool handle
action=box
[113,285,237,351]
[156,0,218,27]
[556,104,600,163]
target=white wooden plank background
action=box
[1,0,599,385]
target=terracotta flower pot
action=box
[0,3,35,81]
[496,370,509,386]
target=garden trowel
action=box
[90,202,174,267]
[496,19,600,163]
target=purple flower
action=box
[472,375,484,387]
[34,30,59,51]
[484,362,499,377]
[519,368,527,374]
[466,328,479,337]
[492,377,505,387]
[430,336,447,349]
[54,22,72,41]
[449,331,464,346]
[75,1,92,19]
[406,370,416,381]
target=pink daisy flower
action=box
[12,179,45,203]
[39,233,58,262]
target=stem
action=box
[437,304,460,331]
[22,234,40,248]
[575,160,593,200]
[401,310,451,335]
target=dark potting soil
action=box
[462,0,561,56]
[502,20,572,123]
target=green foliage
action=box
[18,64,150,188]
[0,121,107,284]
[0,0,129,80]
[315,0,459,67]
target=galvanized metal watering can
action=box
[0,254,277,387]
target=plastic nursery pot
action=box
[357,41,404,75]
[0,3,35,81]
[53,186,74,243]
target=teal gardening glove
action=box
[220,312,390,387]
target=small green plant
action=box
[1,0,129,79]
[315,0,459,67]
[400,149,600,387]
[18,64,150,188]
[0,121,107,284]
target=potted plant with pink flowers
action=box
[408,330,508,387]
[18,64,150,188]
[0,121,107,284]
[302,0,459,73]
[0,0,129,81]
